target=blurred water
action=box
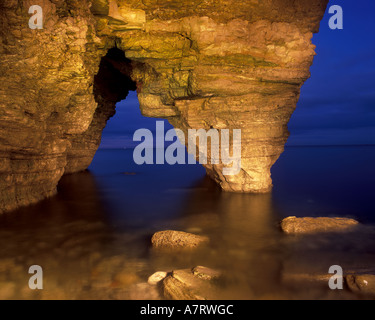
[0,146,374,300]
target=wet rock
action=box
[163,267,221,300]
[151,230,209,250]
[281,216,359,234]
[148,272,168,286]
[192,266,221,281]
[346,274,375,297]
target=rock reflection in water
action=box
[172,177,284,299]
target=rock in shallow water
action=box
[281,216,359,234]
[151,230,209,250]
[346,274,375,297]
[192,266,221,281]
[163,267,221,300]
[148,272,168,286]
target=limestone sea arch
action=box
[0,0,328,213]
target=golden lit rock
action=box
[151,230,209,250]
[0,0,328,213]
[281,216,359,234]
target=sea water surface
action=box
[0,146,374,300]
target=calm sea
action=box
[0,146,374,300]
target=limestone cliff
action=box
[0,0,328,213]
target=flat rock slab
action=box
[281,216,359,234]
[163,267,221,300]
[151,230,209,250]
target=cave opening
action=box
[93,47,164,151]
[93,47,137,112]
[89,47,205,179]
[64,47,140,174]
[91,46,178,154]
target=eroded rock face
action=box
[0,0,328,213]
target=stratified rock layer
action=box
[0,0,328,213]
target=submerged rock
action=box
[163,267,221,300]
[151,230,209,250]
[112,271,140,287]
[129,283,161,300]
[192,266,221,281]
[346,274,375,297]
[112,283,162,300]
[281,216,359,234]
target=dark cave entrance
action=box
[91,47,168,151]
[91,47,146,150]
[93,47,137,112]
[64,47,140,174]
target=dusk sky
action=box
[100,0,375,149]
[288,0,375,146]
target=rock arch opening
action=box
[65,47,138,174]
[85,48,208,195]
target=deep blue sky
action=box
[288,0,375,146]
[100,0,375,149]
